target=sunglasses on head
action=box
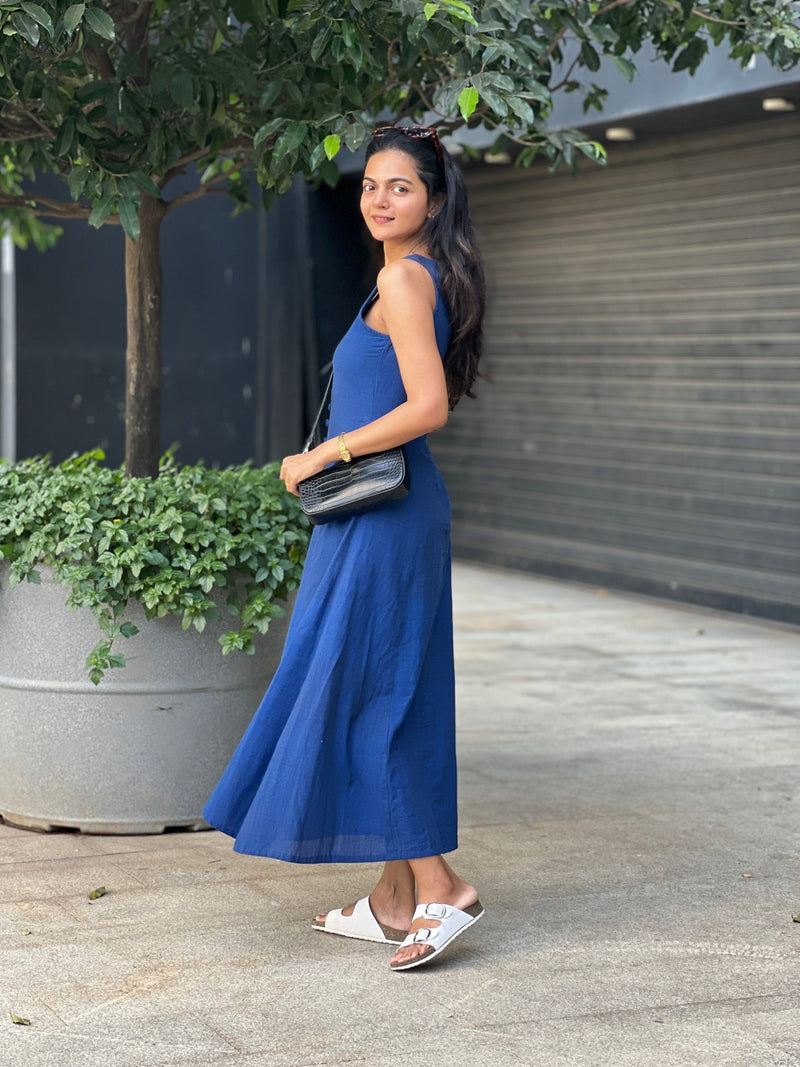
[371,124,445,171]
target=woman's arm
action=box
[280,258,449,495]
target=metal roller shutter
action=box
[434,115,800,623]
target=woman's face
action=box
[360,148,431,251]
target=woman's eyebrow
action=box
[362,174,416,183]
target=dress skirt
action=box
[203,255,457,863]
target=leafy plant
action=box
[0,450,311,684]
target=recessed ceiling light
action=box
[605,126,635,141]
[762,97,796,112]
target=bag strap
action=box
[302,368,334,453]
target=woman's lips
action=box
[371,215,394,224]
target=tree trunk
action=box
[125,196,166,478]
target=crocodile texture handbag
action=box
[297,371,410,525]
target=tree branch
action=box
[408,80,437,115]
[550,50,582,92]
[0,192,97,221]
[547,26,568,56]
[113,0,152,26]
[165,184,232,213]
[84,46,116,80]
[159,136,252,188]
[596,0,639,15]
[0,127,51,143]
[690,5,746,26]
[0,97,56,140]
[651,0,746,26]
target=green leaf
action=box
[54,117,75,157]
[129,171,161,199]
[63,3,85,35]
[20,2,53,37]
[577,139,607,163]
[309,24,331,62]
[147,126,165,169]
[118,198,140,242]
[509,96,534,125]
[672,38,707,73]
[458,85,479,120]
[10,1014,31,1026]
[580,40,601,72]
[83,5,115,40]
[424,2,438,18]
[253,117,282,151]
[273,119,307,162]
[169,67,195,110]
[87,886,107,900]
[323,133,340,160]
[441,0,477,25]
[88,192,114,229]
[612,55,636,82]
[10,10,40,46]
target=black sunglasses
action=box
[371,125,445,171]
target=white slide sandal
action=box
[312,895,407,944]
[390,900,484,970]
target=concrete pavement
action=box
[1,562,799,1067]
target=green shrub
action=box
[0,450,311,684]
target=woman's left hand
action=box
[280,448,330,496]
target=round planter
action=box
[0,565,291,834]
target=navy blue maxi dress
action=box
[203,255,457,863]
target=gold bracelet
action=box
[338,432,352,463]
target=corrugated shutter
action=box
[434,116,800,623]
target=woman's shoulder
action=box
[376,256,437,306]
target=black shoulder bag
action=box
[297,371,410,525]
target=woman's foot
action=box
[314,860,416,940]
[313,893,414,941]
[389,899,484,970]
[390,856,480,969]
[312,895,409,943]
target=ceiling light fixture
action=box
[762,97,796,112]
[605,126,635,141]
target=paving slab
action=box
[1,562,799,1067]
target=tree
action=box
[1,0,798,476]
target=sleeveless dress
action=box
[203,254,456,863]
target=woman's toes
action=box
[391,943,430,966]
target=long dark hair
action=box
[365,127,486,408]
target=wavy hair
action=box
[365,127,486,407]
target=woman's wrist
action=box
[318,438,341,465]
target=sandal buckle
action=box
[422,903,448,919]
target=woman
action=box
[204,124,486,971]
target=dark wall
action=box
[308,174,377,369]
[16,174,259,468]
[14,172,373,470]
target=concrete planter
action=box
[0,565,290,834]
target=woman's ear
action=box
[428,192,446,219]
